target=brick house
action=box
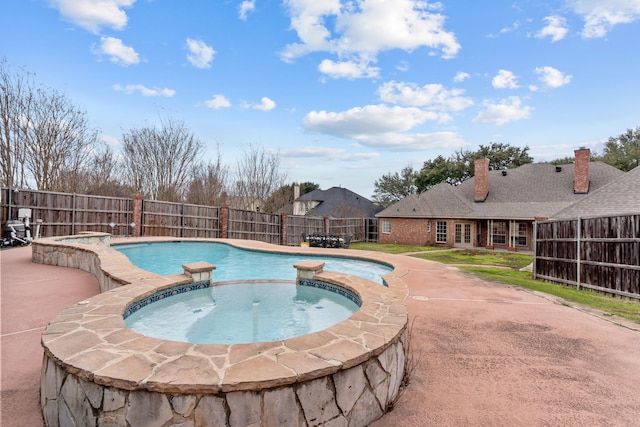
[375,148,624,251]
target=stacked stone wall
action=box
[41,334,405,427]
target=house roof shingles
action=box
[554,164,640,218]
[298,186,380,217]
[376,161,626,220]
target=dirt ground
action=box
[2,245,640,426]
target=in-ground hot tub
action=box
[34,235,409,427]
[124,280,361,344]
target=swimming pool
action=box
[115,240,393,284]
[36,235,408,427]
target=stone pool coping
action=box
[35,235,410,395]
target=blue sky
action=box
[3,0,640,199]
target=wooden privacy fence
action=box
[534,214,640,299]
[1,187,378,245]
[227,209,281,244]
[142,200,220,238]
[286,215,325,245]
[1,188,133,237]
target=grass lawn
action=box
[350,242,640,324]
[412,249,533,270]
[349,242,446,254]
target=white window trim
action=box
[436,221,447,243]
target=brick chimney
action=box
[474,158,490,202]
[574,147,590,194]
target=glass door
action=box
[454,223,473,246]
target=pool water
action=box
[124,282,359,344]
[115,241,392,284]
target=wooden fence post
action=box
[323,216,329,234]
[280,212,288,246]
[221,204,229,239]
[132,194,143,237]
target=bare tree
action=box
[58,141,129,195]
[232,145,287,211]
[120,117,203,201]
[186,147,228,206]
[22,87,100,191]
[0,59,31,188]
[1,59,100,191]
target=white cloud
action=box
[473,96,532,125]
[355,131,468,151]
[488,20,522,38]
[279,146,379,161]
[534,66,573,88]
[536,15,569,42]
[567,0,640,38]
[318,59,380,79]
[204,94,231,109]
[378,81,474,112]
[492,69,519,89]
[93,36,139,65]
[186,38,215,69]
[239,0,256,20]
[113,84,175,97]
[49,0,136,33]
[303,105,441,151]
[281,0,460,73]
[453,71,470,82]
[249,97,276,111]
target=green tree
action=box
[415,143,533,192]
[550,150,600,165]
[474,142,533,170]
[372,165,417,208]
[600,127,640,171]
[415,154,466,191]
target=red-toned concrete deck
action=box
[2,243,640,426]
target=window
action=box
[382,220,391,234]
[491,221,507,245]
[436,221,447,243]
[515,222,528,246]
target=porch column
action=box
[508,220,516,252]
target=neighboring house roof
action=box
[554,164,640,218]
[295,186,380,217]
[376,161,625,220]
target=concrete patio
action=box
[2,243,640,426]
